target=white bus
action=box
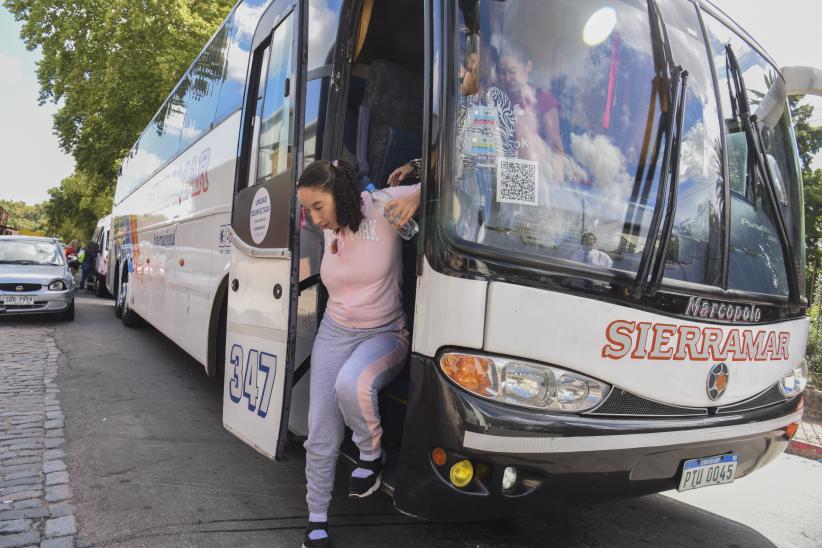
[110,0,818,519]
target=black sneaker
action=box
[348,454,384,499]
[302,520,330,548]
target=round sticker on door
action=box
[250,187,271,244]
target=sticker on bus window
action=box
[497,157,539,205]
[250,188,271,244]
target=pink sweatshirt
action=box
[321,183,421,328]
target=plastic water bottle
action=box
[367,184,419,240]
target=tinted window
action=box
[255,14,295,183]
[446,1,668,283]
[181,26,230,148]
[303,78,326,165]
[655,0,724,286]
[307,0,342,71]
[704,14,803,296]
[160,82,188,162]
[215,3,263,122]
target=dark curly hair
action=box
[298,160,363,233]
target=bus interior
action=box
[329,0,425,481]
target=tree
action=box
[4,0,233,240]
[43,171,113,243]
[789,96,822,298]
[0,200,48,233]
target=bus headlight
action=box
[779,361,808,398]
[439,351,610,412]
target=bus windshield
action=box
[444,0,802,295]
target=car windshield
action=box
[0,241,64,266]
[442,0,795,292]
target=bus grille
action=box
[586,389,708,417]
[716,384,787,414]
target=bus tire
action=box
[121,281,144,327]
[114,265,125,319]
[95,276,110,298]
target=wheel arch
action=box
[206,274,230,377]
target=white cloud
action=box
[0,52,22,83]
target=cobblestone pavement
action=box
[1,324,76,548]
[796,419,822,445]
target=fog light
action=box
[432,447,447,466]
[502,466,518,490]
[449,459,473,488]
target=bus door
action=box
[222,0,307,461]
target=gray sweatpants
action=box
[303,314,409,514]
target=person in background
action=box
[64,239,78,258]
[297,159,421,548]
[77,240,99,292]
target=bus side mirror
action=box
[755,66,822,128]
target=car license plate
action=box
[678,454,737,492]
[2,295,35,306]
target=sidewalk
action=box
[788,419,822,461]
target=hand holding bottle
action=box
[369,187,420,240]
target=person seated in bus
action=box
[571,232,613,268]
[497,39,564,157]
[388,33,517,242]
[296,159,421,548]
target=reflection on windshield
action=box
[447,0,725,289]
[0,241,64,266]
[704,13,803,297]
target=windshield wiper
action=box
[630,0,687,298]
[725,45,801,305]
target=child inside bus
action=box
[296,159,421,548]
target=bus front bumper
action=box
[393,354,803,521]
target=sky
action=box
[0,1,821,205]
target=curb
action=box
[787,439,822,461]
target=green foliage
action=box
[44,171,113,243]
[0,200,47,233]
[806,275,822,389]
[789,96,822,297]
[3,0,233,239]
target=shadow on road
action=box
[25,294,777,548]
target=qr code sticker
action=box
[497,157,539,205]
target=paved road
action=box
[3,293,821,547]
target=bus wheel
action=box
[121,281,143,327]
[95,276,110,298]
[114,275,125,319]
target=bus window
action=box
[307,0,342,71]
[160,81,188,162]
[214,2,271,124]
[255,13,295,184]
[446,1,676,283]
[703,14,804,297]
[181,25,231,149]
[303,78,326,165]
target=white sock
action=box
[309,512,327,523]
[353,450,382,478]
[359,450,382,462]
